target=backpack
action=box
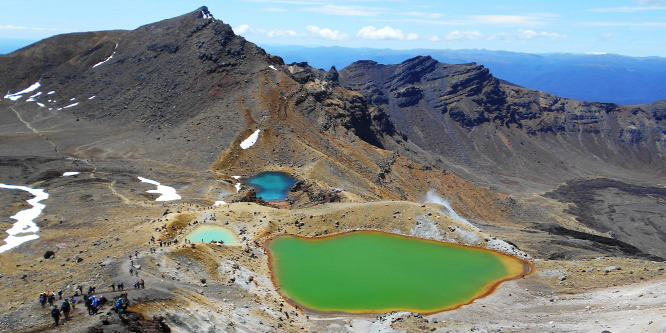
[51,308,59,317]
[61,301,70,311]
[92,298,98,307]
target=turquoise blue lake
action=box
[185,225,237,244]
[246,172,297,201]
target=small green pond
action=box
[185,225,237,245]
[266,231,528,314]
[246,172,297,201]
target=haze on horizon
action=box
[0,0,665,58]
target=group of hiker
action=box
[41,281,139,326]
[41,290,75,326]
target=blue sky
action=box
[1,0,665,56]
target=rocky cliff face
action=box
[340,56,666,191]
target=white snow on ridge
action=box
[0,183,49,253]
[63,102,79,109]
[269,65,277,71]
[62,172,80,177]
[4,82,41,101]
[214,200,227,206]
[36,102,45,107]
[92,43,118,69]
[88,96,96,100]
[47,91,55,95]
[232,176,242,193]
[26,91,42,102]
[201,10,214,20]
[240,129,260,149]
[137,176,181,201]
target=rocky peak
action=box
[197,6,214,20]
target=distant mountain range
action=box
[264,45,666,106]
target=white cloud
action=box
[234,24,253,34]
[589,5,666,12]
[471,15,544,25]
[582,21,666,26]
[442,29,565,42]
[305,5,377,16]
[265,29,301,38]
[517,29,565,39]
[357,26,419,40]
[599,32,614,41]
[0,25,57,31]
[427,35,441,42]
[306,25,349,40]
[234,24,303,38]
[405,33,419,41]
[445,30,484,41]
[404,11,443,19]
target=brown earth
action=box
[0,7,665,333]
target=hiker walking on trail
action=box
[39,292,46,307]
[51,305,61,325]
[140,279,145,289]
[85,296,93,315]
[129,268,133,276]
[58,289,63,300]
[111,283,116,292]
[61,299,71,320]
[47,292,55,306]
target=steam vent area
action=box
[0,5,665,333]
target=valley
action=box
[0,7,664,332]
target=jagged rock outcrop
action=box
[339,56,666,188]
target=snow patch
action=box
[88,95,96,100]
[47,91,55,95]
[213,200,227,206]
[0,184,48,253]
[92,43,118,68]
[36,102,45,108]
[62,172,80,177]
[4,82,41,101]
[240,129,260,149]
[69,97,76,101]
[26,91,42,102]
[137,176,181,201]
[63,102,79,109]
[201,10,214,20]
[235,183,241,193]
[269,65,277,71]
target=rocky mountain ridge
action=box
[0,7,665,333]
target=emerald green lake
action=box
[185,225,237,245]
[266,231,528,313]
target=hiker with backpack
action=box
[51,305,61,325]
[84,296,93,315]
[39,292,46,307]
[61,299,71,320]
[90,296,98,315]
